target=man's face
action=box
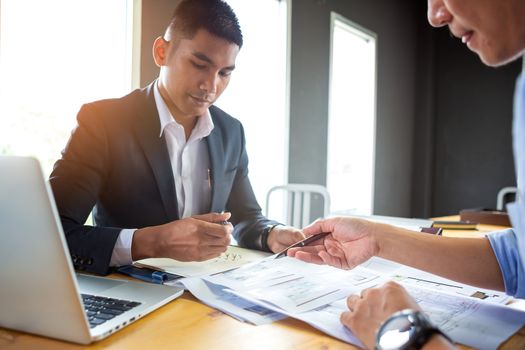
[427,0,525,67]
[154,28,239,120]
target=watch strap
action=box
[376,309,453,350]
[261,224,281,251]
[408,325,452,350]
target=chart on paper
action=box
[404,284,525,350]
[205,256,382,313]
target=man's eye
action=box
[191,61,206,69]
[219,70,232,77]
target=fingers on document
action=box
[346,294,361,312]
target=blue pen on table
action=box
[274,232,330,259]
[117,265,182,284]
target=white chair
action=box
[265,184,331,228]
[497,186,518,211]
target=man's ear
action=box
[152,36,169,67]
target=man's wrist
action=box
[109,229,136,267]
[423,334,455,349]
[371,222,389,258]
[261,223,281,251]
[131,226,157,260]
[374,223,406,260]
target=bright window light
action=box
[0,0,133,176]
[327,13,377,215]
[216,0,289,211]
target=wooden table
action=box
[1,218,524,349]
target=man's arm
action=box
[290,217,504,291]
[376,223,504,291]
[50,103,121,274]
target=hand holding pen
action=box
[216,210,231,226]
[286,216,381,270]
[275,232,330,258]
[132,212,233,262]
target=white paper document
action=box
[407,284,525,350]
[164,242,524,348]
[204,256,383,313]
[223,280,524,350]
[391,265,512,304]
[361,257,511,304]
[135,246,270,277]
[195,255,524,349]
[176,277,286,325]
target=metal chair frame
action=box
[265,184,331,228]
[497,186,518,211]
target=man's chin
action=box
[182,105,210,118]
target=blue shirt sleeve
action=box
[487,229,525,298]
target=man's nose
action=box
[199,73,218,95]
[427,0,452,28]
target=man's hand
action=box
[267,225,305,253]
[342,282,422,349]
[287,217,382,269]
[131,212,232,261]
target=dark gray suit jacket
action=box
[50,82,279,275]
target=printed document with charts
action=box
[180,255,525,350]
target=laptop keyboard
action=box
[81,294,142,328]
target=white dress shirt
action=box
[109,82,214,266]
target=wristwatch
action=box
[375,309,452,350]
[261,224,281,251]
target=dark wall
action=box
[410,2,521,217]
[410,1,437,218]
[429,32,520,216]
[289,0,419,216]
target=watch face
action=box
[377,313,417,350]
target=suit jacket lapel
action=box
[207,123,225,213]
[132,82,179,221]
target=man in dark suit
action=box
[50,0,304,275]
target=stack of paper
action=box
[175,277,286,325]
[152,238,524,348]
[204,256,382,313]
[181,255,525,349]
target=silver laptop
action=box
[0,156,184,344]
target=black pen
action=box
[217,210,230,225]
[274,232,330,259]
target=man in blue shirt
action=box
[290,0,525,349]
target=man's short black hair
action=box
[166,0,243,48]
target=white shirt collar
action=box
[153,81,214,140]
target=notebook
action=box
[135,245,271,277]
[0,156,184,344]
